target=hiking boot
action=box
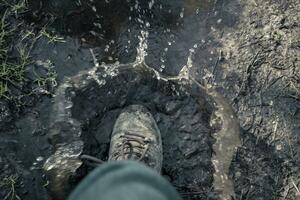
[108,105,163,173]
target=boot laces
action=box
[80,132,152,167]
[112,131,151,161]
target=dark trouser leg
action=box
[68,161,182,200]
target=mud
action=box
[213,0,300,199]
[42,55,218,199]
[1,0,300,200]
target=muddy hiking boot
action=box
[108,105,163,173]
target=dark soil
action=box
[0,0,299,200]
[67,67,215,199]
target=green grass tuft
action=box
[0,0,57,102]
[0,175,21,200]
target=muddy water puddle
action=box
[72,69,214,199]
[45,63,216,200]
[2,0,247,200]
[42,31,242,200]
[0,0,294,199]
[27,0,240,75]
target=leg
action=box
[68,161,182,200]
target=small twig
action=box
[267,75,284,89]
[271,63,293,70]
[272,118,279,141]
[291,179,300,195]
[232,51,261,104]
[247,51,261,74]
[89,48,99,67]
[208,53,220,84]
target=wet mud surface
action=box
[69,68,215,199]
[1,0,300,200]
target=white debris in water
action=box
[137,18,144,24]
[135,30,149,65]
[149,0,155,9]
[90,31,97,36]
[105,45,110,52]
[36,156,44,162]
[180,8,185,18]
[276,144,282,151]
[65,102,73,109]
[92,6,97,12]
[76,0,82,6]
[98,79,106,85]
[93,22,102,29]
[186,50,194,68]
[84,31,150,88]
[89,49,99,67]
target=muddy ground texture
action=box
[1,0,300,200]
[62,67,216,199]
[213,1,300,199]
